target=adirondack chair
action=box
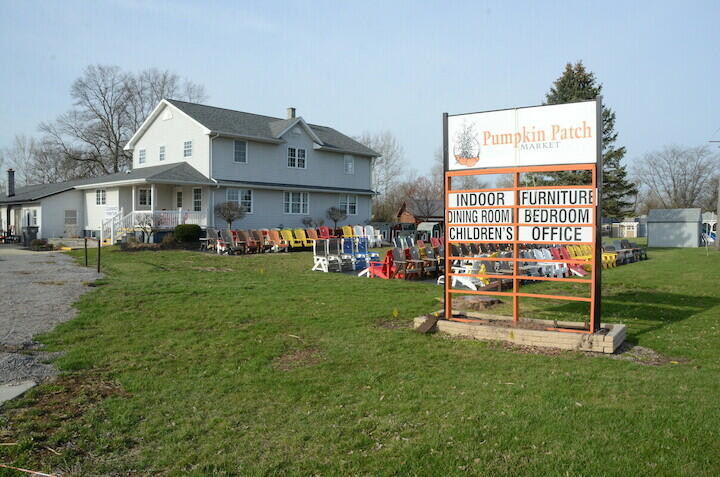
[280,229,304,250]
[558,246,588,276]
[364,225,378,247]
[338,238,356,270]
[621,239,644,262]
[628,241,648,260]
[423,246,442,278]
[357,237,380,261]
[293,228,314,248]
[450,259,489,291]
[318,226,337,239]
[306,228,320,242]
[531,248,557,277]
[220,229,241,254]
[519,249,542,277]
[353,225,366,240]
[612,241,634,264]
[390,247,417,279]
[540,247,567,277]
[360,250,396,279]
[407,246,429,278]
[601,246,618,268]
[235,230,258,253]
[430,237,441,248]
[266,229,289,252]
[251,229,272,252]
[228,230,248,254]
[341,225,355,238]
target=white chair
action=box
[450,259,488,291]
[353,225,366,240]
[312,239,342,272]
[364,225,378,247]
[540,248,567,277]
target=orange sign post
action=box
[442,100,603,333]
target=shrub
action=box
[161,233,177,248]
[30,238,48,248]
[174,224,201,242]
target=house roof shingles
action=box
[647,208,702,223]
[0,163,214,204]
[166,99,379,157]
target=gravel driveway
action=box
[0,246,100,385]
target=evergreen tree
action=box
[526,62,637,218]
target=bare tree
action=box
[135,213,154,243]
[326,207,347,230]
[38,64,208,179]
[355,131,407,221]
[400,175,442,219]
[634,145,720,211]
[214,201,247,229]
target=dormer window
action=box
[183,140,193,158]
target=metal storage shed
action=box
[647,208,702,247]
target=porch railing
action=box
[101,210,208,243]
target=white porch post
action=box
[131,186,136,213]
[150,184,156,214]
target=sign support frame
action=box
[442,99,603,333]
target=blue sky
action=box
[1,0,718,174]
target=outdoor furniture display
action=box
[629,242,648,260]
[281,229,305,249]
[267,229,289,251]
[318,226,337,239]
[251,229,272,252]
[293,228,315,248]
[341,226,355,238]
[558,246,588,277]
[312,239,342,272]
[306,228,320,243]
[359,250,396,279]
[353,225,366,240]
[391,247,418,279]
[236,230,259,253]
[612,240,635,264]
[450,258,489,291]
[621,239,646,261]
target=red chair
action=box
[558,246,587,277]
[365,250,397,279]
[318,226,337,239]
[430,237,441,248]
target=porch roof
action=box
[73,163,216,189]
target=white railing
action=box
[101,210,208,243]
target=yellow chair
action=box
[280,229,304,249]
[293,228,314,247]
[341,225,355,238]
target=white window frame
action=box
[31,209,38,226]
[226,188,253,214]
[176,190,183,208]
[234,140,248,163]
[64,209,77,226]
[287,147,307,169]
[344,155,354,175]
[95,189,107,205]
[283,191,309,215]
[339,194,358,215]
[138,149,146,164]
[192,188,202,211]
[159,145,166,161]
[184,140,193,158]
[138,188,152,206]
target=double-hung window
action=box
[226,189,253,213]
[64,209,77,226]
[234,140,247,163]
[31,209,38,226]
[95,189,106,205]
[287,147,306,169]
[138,149,146,164]
[192,188,202,211]
[339,194,357,215]
[283,191,308,214]
[184,140,193,158]
[138,188,152,206]
[159,145,166,161]
[176,190,183,208]
[344,155,354,174]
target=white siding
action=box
[83,187,122,232]
[211,128,373,190]
[210,187,371,229]
[40,190,85,238]
[132,103,210,177]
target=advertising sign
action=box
[442,99,603,332]
[447,101,597,170]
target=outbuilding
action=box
[647,208,702,247]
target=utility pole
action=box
[710,140,719,250]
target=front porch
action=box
[98,183,212,243]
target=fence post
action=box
[84,237,88,267]
[97,239,101,273]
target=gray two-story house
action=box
[1,99,378,241]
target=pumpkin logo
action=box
[453,122,480,167]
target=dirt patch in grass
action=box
[0,373,130,460]
[273,348,322,371]
[376,318,412,329]
[190,266,234,272]
[34,280,66,286]
[13,271,32,275]
[601,342,690,366]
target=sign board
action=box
[447,101,598,170]
[442,99,602,333]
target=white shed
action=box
[647,208,702,248]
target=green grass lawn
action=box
[2,245,720,476]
